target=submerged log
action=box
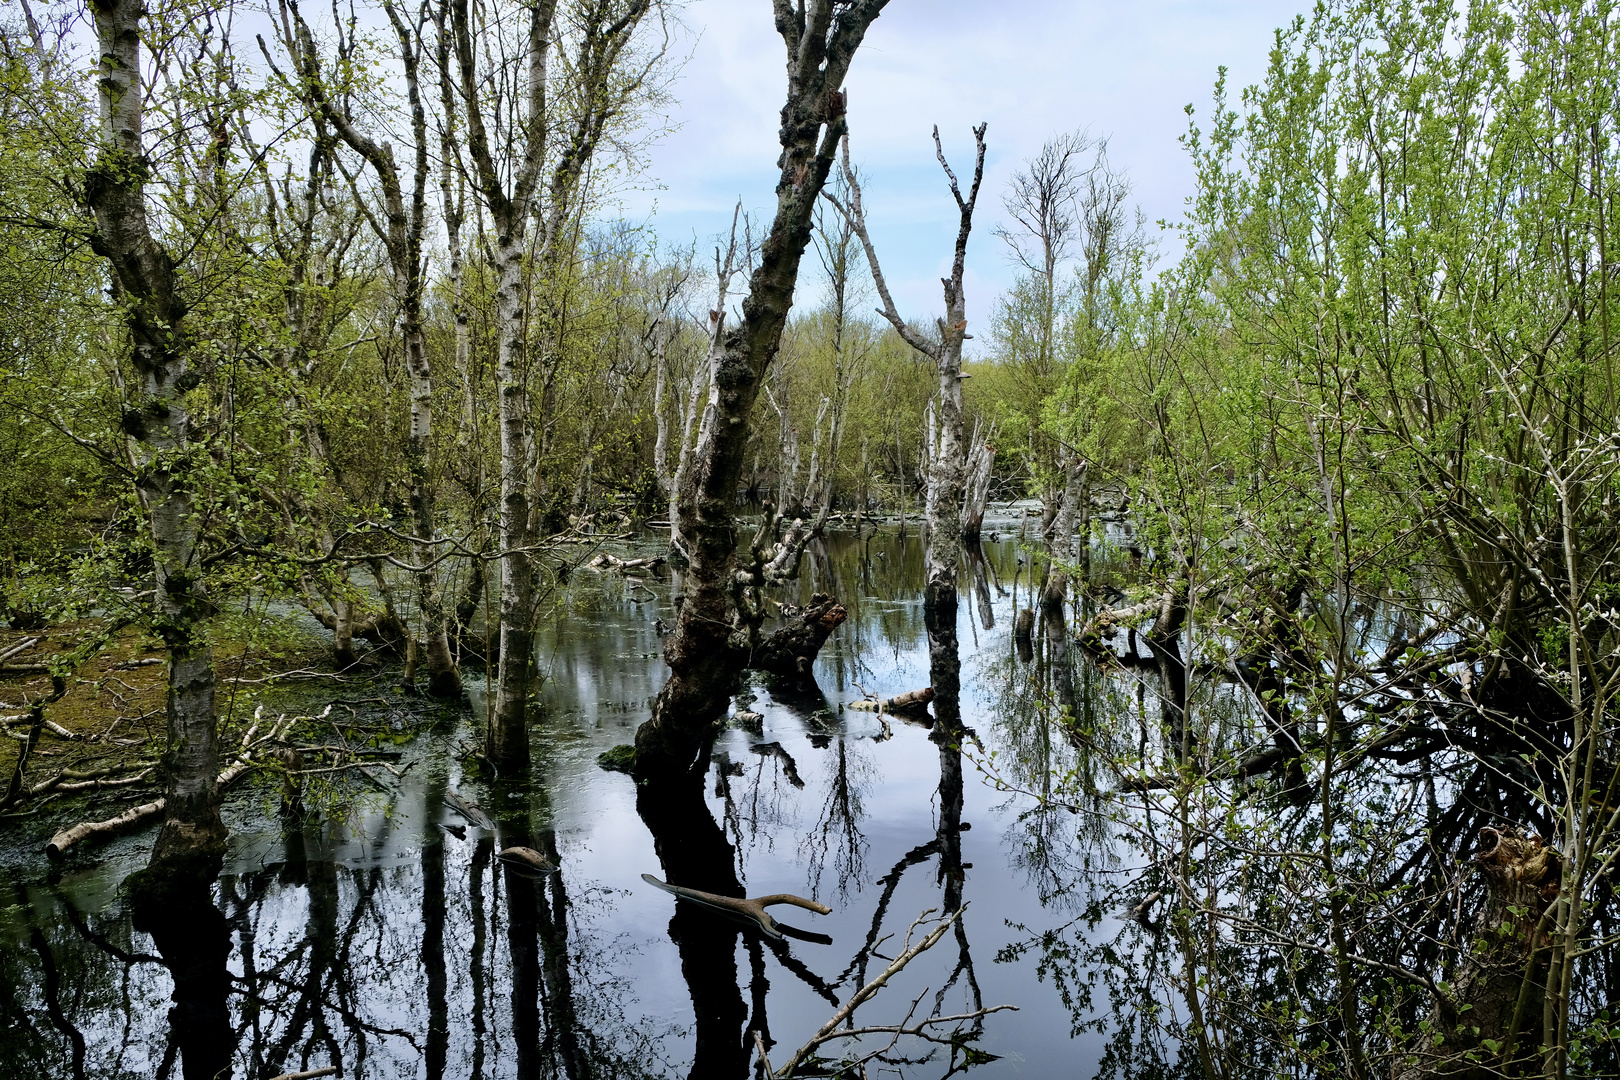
[497,846,557,876]
[847,687,935,717]
[640,873,831,941]
[443,790,495,830]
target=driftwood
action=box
[587,552,666,573]
[443,790,494,830]
[496,846,556,876]
[847,687,934,717]
[45,716,291,858]
[640,873,830,941]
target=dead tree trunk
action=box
[633,1,891,774]
[1040,456,1084,612]
[960,422,995,542]
[833,123,987,613]
[87,0,225,874]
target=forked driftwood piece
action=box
[497,846,557,876]
[641,873,830,941]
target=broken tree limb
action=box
[748,593,848,681]
[44,718,289,858]
[640,873,830,941]
[267,1068,341,1080]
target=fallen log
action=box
[497,846,557,876]
[267,1068,341,1080]
[45,724,278,858]
[0,636,41,663]
[641,873,831,941]
[45,798,165,858]
[846,687,934,717]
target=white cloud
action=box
[615,0,1307,337]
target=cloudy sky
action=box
[609,0,1310,342]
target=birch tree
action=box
[451,0,660,773]
[84,0,226,872]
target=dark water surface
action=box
[1,524,1142,1079]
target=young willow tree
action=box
[1036,1,1620,1075]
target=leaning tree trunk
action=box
[634,2,891,774]
[87,0,225,874]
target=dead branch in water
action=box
[45,711,304,858]
[762,905,1016,1078]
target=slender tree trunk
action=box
[1040,456,1083,612]
[489,234,536,772]
[88,0,225,873]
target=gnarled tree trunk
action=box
[634,2,891,774]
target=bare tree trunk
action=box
[959,421,995,542]
[634,1,891,773]
[1040,456,1083,612]
[489,229,538,771]
[833,123,988,613]
[87,0,225,874]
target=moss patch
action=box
[596,744,636,773]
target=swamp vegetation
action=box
[4,0,1620,1076]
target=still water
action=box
[0,524,1156,1079]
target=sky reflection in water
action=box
[1,522,1142,1079]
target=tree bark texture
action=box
[1396,828,1559,1080]
[87,0,225,871]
